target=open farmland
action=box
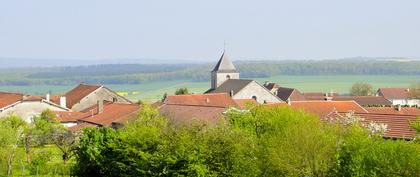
[0,75,418,103]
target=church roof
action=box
[207,79,254,95]
[212,51,238,73]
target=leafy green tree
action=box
[0,115,27,176]
[175,88,189,95]
[350,82,374,96]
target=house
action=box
[205,51,282,104]
[377,88,420,107]
[263,82,306,102]
[331,96,392,107]
[56,101,141,131]
[52,83,132,111]
[0,92,69,122]
[159,93,252,125]
[303,92,339,101]
[268,100,368,119]
[337,112,419,139]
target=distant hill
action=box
[0,59,419,86]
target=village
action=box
[1,51,419,140]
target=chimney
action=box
[230,90,234,97]
[59,96,66,108]
[46,93,50,102]
[205,97,210,104]
[97,100,104,114]
[397,104,402,112]
[98,100,104,114]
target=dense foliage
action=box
[1,59,420,86]
[349,83,374,96]
[0,111,76,176]
[72,105,420,177]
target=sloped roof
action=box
[208,79,254,95]
[264,82,280,91]
[378,88,410,99]
[63,84,101,108]
[68,123,97,132]
[332,96,392,106]
[55,111,90,123]
[276,87,306,102]
[212,51,237,73]
[160,104,227,125]
[234,99,258,109]
[79,103,140,126]
[0,92,23,108]
[164,93,237,108]
[352,113,418,139]
[289,101,368,118]
[365,107,420,116]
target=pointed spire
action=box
[212,50,237,72]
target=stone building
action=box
[52,83,132,112]
[206,51,282,104]
[0,92,69,122]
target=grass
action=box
[0,75,418,103]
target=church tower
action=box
[211,50,240,89]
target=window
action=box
[252,96,257,100]
[226,75,231,79]
[113,97,118,102]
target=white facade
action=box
[0,100,69,122]
[233,81,282,104]
[211,71,239,89]
[390,99,420,107]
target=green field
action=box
[0,75,418,103]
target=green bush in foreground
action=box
[73,105,420,177]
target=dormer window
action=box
[226,75,231,79]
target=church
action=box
[205,51,283,104]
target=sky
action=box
[1,0,420,62]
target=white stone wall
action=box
[71,87,130,111]
[233,81,282,104]
[211,71,240,89]
[391,99,420,106]
[0,101,68,123]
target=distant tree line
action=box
[1,60,420,86]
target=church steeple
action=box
[212,50,237,73]
[211,50,240,89]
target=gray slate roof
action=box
[212,51,238,73]
[207,79,253,95]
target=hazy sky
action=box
[1,0,420,61]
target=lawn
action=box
[0,75,418,103]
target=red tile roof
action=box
[233,99,258,109]
[55,111,90,123]
[332,96,392,106]
[377,88,410,99]
[365,107,420,116]
[164,93,237,108]
[62,84,101,108]
[160,104,227,125]
[351,113,419,139]
[0,92,23,108]
[79,103,140,126]
[68,123,97,132]
[287,101,368,118]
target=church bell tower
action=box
[211,50,240,89]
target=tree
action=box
[0,115,27,176]
[350,82,374,96]
[175,87,189,95]
[408,83,420,99]
[161,92,168,102]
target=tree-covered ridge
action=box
[0,59,419,86]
